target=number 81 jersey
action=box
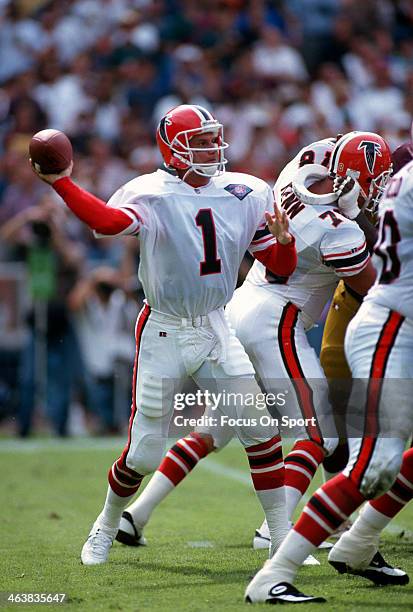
[365,159,413,320]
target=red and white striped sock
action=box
[100,458,144,530]
[127,433,210,528]
[359,447,413,533]
[263,473,365,585]
[246,435,289,554]
[295,473,365,546]
[108,457,144,498]
[284,439,325,520]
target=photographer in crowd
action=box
[0,194,83,436]
[68,266,135,435]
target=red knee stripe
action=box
[350,310,404,488]
[108,461,143,497]
[246,437,285,490]
[247,435,281,453]
[278,302,323,444]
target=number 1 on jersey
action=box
[196,209,222,275]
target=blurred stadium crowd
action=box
[0,0,412,437]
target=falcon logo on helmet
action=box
[329,131,392,214]
[358,140,383,174]
[156,104,228,177]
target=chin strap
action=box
[292,164,338,206]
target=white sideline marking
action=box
[187,541,215,548]
[1,437,412,539]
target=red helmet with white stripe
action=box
[329,131,392,213]
[156,104,228,177]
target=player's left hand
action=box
[334,175,360,219]
[265,202,293,245]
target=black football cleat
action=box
[329,550,409,586]
[246,578,326,604]
[115,511,147,547]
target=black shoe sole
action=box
[245,595,326,604]
[329,560,410,586]
[115,511,145,547]
[115,529,143,547]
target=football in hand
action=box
[29,129,73,174]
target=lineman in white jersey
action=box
[324,153,413,578]
[227,131,390,534]
[30,104,297,566]
[245,141,412,607]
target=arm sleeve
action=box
[253,237,297,278]
[320,224,370,277]
[248,220,277,253]
[53,178,145,236]
[249,185,278,253]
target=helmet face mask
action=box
[329,131,392,215]
[157,105,228,177]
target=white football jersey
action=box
[99,169,276,317]
[246,138,370,328]
[365,159,413,320]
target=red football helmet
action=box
[156,104,228,177]
[329,131,392,213]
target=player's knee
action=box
[126,434,166,475]
[360,452,403,499]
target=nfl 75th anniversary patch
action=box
[224,184,253,200]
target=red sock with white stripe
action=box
[97,458,144,530]
[246,435,289,554]
[353,447,413,537]
[126,433,210,528]
[284,440,325,521]
[263,473,365,584]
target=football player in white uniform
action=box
[116,132,391,563]
[245,143,413,605]
[30,104,297,566]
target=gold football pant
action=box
[320,280,362,472]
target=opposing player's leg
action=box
[81,305,187,565]
[319,281,357,544]
[245,303,412,603]
[320,281,358,477]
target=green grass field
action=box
[1,437,413,611]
